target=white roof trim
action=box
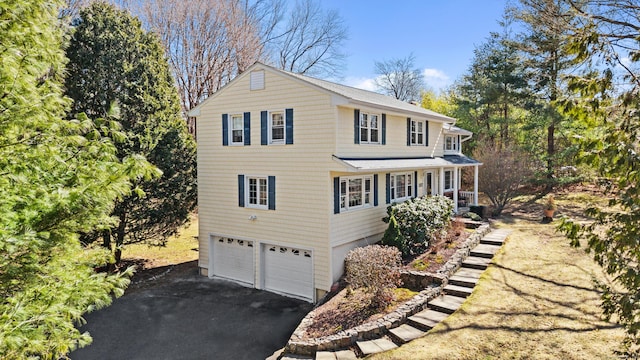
[332,156,480,173]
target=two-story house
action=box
[189,62,480,302]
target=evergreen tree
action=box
[558,0,640,355]
[510,0,580,183]
[0,0,153,357]
[65,2,197,263]
[452,21,529,150]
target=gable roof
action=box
[280,68,455,122]
[188,62,456,123]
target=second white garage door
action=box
[262,244,313,301]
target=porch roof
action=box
[333,155,481,172]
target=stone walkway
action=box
[279,228,511,360]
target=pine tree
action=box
[0,0,153,357]
[65,2,197,263]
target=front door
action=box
[424,170,436,196]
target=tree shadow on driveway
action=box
[71,261,313,360]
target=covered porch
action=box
[333,154,482,213]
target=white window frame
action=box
[269,110,285,144]
[246,176,268,210]
[339,175,373,211]
[411,120,426,145]
[444,135,459,152]
[359,112,380,144]
[444,169,454,191]
[390,172,414,202]
[230,114,244,145]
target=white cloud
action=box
[343,76,379,91]
[422,68,451,92]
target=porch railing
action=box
[459,191,475,206]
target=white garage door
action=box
[262,245,313,301]
[212,237,254,286]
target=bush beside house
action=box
[381,196,454,256]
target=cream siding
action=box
[335,107,446,158]
[197,66,335,292]
[196,63,470,298]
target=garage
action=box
[262,244,313,302]
[211,237,255,286]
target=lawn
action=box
[369,186,625,359]
[121,214,199,269]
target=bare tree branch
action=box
[374,54,424,102]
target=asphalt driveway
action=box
[71,261,313,360]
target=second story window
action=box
[411,120,425,145]
[231,114,244,144]
[444,135,459,153]
[360,112,380,144]
[270,111,285,144]
[261,109,294,145]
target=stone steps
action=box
[444,283,474,298]
[315,349,358,360]
[388,324,426,344]
[356,337,398,356]
[408,309,449,331]
[470,243,501,259]
[449,267,482,288]
[428,295,465,314]
[461,255,492,270]
[284,228,513,360]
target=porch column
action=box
[453,167,459,213]
[473,165,479,205]
[439,167,445,195]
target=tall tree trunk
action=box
[114,211,127,264]
[547,120,555,188]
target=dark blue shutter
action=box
[381,114,386,145]
[373,174,379,206]
[261,111,268,145]
[425,121,429,146]
[354,109,360,144]
[268,176,276,210]
[243,112,251,145]
[333,177,340,214]
[458,135,461,151]
[406,118,411,146]
[386,173,391,204]
[414,171,418,197]
[285,108,294,144]
[238,175,245,207]
[222,114,229,146]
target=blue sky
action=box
[321,1,508,93]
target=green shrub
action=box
[344,245,402,309]
[381,211,403,251]
[381,195,454,256]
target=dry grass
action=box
[370,188,625,359]
[122,214,199,269]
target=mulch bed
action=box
[303,219,470,339]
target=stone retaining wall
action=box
[285,223,491,356]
